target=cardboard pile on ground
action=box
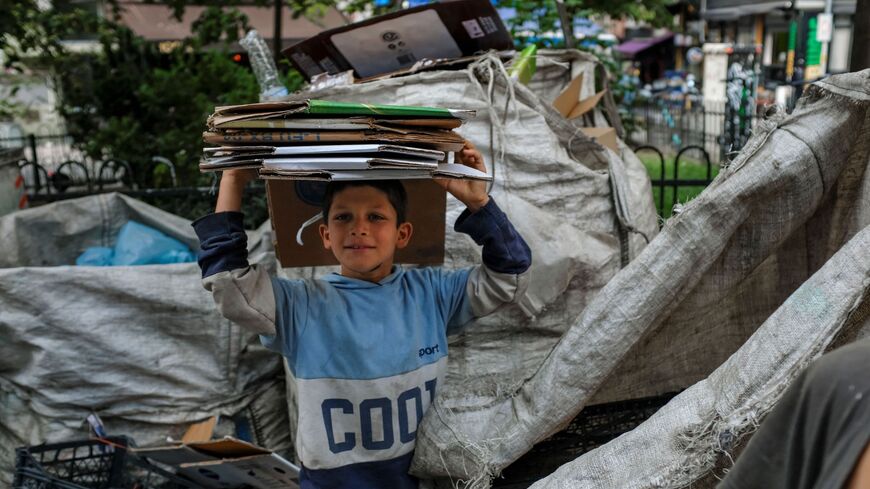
[201,99,490,182]
[134,417,300,489]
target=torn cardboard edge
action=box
[552,73,618,152]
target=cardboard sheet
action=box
[205,144,445,160]
[202,128,467,152]
[133,436,300,489]
[214,117,463,131]
[208,99,473,129]
[257,163,491,181]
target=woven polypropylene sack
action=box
[410,70,870,485]
[0,193,290,486]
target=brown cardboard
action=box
[181,416,217,444]
[266,179,446,268]
[552,73,607,120]
[283,0,512,81]
[580,127,619,152]
[553,74,618,151]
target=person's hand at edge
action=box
[434,140,490,212]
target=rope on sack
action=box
[466,52,522,194]
[429,403,500,489]
[466,51,577,194]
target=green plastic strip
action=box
[307,100,454,118]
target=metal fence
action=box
[626,98,757,165]
[633,144,717,217]
[0,133,197,198]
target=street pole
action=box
[851,0,870,71]
[818,0,832,75]
[273,0,282,62]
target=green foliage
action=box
[3,0,671,223]
[494,0,671,135]
[48,12,260,188]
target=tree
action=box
[1,0,671,192]
[495,0,674,48]
[851,0,869,71]
[1,0,320,190]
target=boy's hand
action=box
[435,140,490,212]
[215,168,258,213]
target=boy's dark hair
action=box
[321,180,408,225]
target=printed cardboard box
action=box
[283,0,512,80]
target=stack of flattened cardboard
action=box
[202,99,490,182]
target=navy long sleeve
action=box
[454,198,532,274]
[192,211,248,278]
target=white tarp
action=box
[527,69,870,489]
[410,70,870,486]
[0,193,290,485]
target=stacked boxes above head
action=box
[201,99,487,268]
[201,99,489,182]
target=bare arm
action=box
[215,168,258,213]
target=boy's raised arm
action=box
[192,170,278,336]
[440,142,532,323]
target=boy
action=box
[193,143,531,488]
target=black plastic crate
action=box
[14,437,203,489]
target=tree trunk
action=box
[851,0,870,71]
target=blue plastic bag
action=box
[112,221,195,265]
[75,247,114,266]
[75,220,195,266]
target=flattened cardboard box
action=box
[133,437,299,489]
[283,0,512,80]
[552,73,619,152]
[267,179,446,268]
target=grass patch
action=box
[637,152,720,218]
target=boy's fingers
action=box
[433,178,450,190]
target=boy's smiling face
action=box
[319,185,413,283]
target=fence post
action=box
[28,134,40,194]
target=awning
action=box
[702,0,855,18]
[614,33,674,57]
[117,2,347,46]
[702,0,792,19]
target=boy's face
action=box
[319,185,412,283]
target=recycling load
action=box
[201,99,490,181]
